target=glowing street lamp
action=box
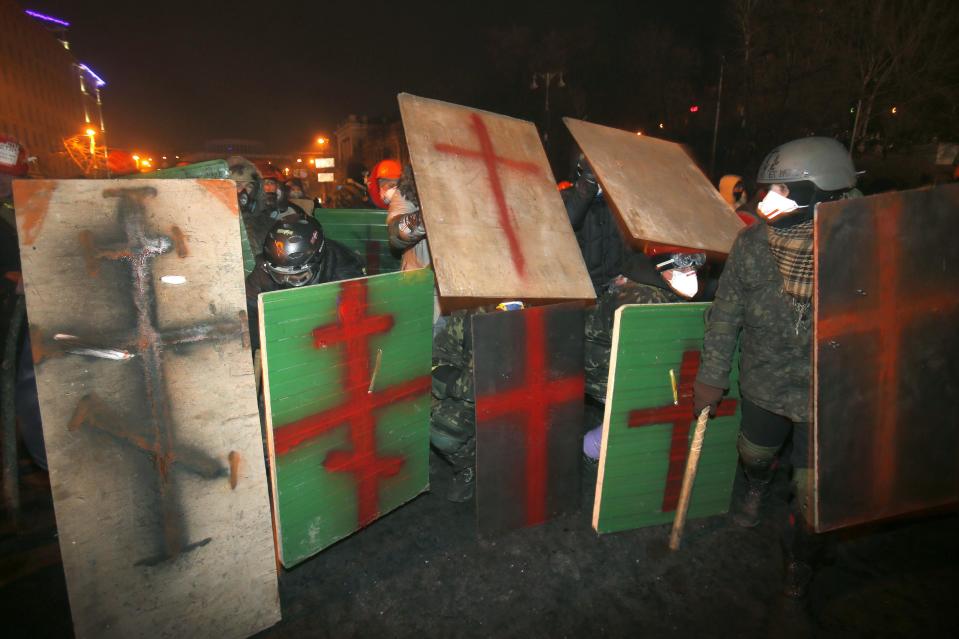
[316,136,328,146]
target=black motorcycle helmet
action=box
[262,217,325,287]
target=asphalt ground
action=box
[3,443,956,639]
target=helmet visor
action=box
[264,261,314,287]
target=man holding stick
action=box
[693,137,859,598]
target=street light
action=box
[316,136,328,146]
[530,71,566,153]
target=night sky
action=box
[26,0,723,155]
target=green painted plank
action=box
[260,269,434,566]
[129,159,231,180]
[314,208,400,274]
[593,303,741,534]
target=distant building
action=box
[0,2,109,177]
[333,115,408,183]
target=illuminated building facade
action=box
[0,2,108,176]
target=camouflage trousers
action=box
[584,279,679,402]
[431,310,477,470]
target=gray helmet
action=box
[262,217,325,287]
[756,137,856,192]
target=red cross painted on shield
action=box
[475,306,584,526]
[273,279,431,527]
[628,350,738,512]
[434,113,542,278]
[817,200,959,504]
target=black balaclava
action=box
[769,180,845,228]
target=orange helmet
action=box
[367,159,402,209]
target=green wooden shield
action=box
[314,208,400,275]
[260,269,434,566]
[592,303,741,534]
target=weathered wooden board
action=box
[398,93,594,305]
[314,208,401,275]
[814,185,959,533]
[12,179,280,639]
[593,303,741,534]
[472,303,584,536]
[564,118,743,254]
[125,159,256,275]
[260,269,434,566]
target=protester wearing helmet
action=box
[581,244,708,461]
[367,159,402,210]
[386,163,431,272]
[245,217,365,347]
[693,137,858,598]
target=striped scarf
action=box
[766,220,814,301]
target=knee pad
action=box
[737,432,779,471]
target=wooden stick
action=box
[669,407,711,551]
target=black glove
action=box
[692,380,724,418]
[398,211,426,241]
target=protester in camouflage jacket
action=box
[695,221,812,422]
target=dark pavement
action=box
[3,445,955,639]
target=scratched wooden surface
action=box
[398,93,594,305]
[260,269,434,566]
[13,179,280,639]
[593,304,740,534]
[564,118,743,255]
[814,185,959,533]
[472,303,584,537]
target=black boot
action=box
[732,463,773,528]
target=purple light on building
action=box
[78,63,106,87]
[24,9,71,27]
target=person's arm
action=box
[563,164,599,230]
[696,234,748,391]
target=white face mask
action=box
[757,189,807,221]
[663,268,699,299]
[381,185,398,205]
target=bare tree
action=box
[841,0,959,153]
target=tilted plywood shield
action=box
[814,185,959,532]
[472,303,585,536]
[260,269,434,565]
[564,118,743,255]
[12,179,280,639]
[398,94,594,305]
[593,304,740,533]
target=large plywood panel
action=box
[12,179,280,639]
[814,185,959,532]
[472,303,584,536]
[564,118,743,254]
[398,93,594,304]
[260,269,433,566]
[593,304,740,534]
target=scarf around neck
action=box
[766,219,814,302]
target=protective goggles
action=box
[655,252,706,271]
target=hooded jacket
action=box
[562,177,627,294]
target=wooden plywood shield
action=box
[398,93,594,305]
[314,208,401,275]
[814,185,959,533]
[472,303,584,537]
[12,179,280,639]
[593,304,740,533]
[260,269,434,566]
[564,118,743,254]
